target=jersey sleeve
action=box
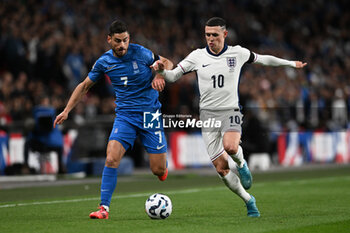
[238,46,255,64]
[139,46,159,66]
[88,58,105,82]
[177,50,199,73]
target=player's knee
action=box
[105,157,120,168]
[224,143,239,155]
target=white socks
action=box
[221,170,251,203]
[229,145,244,168]
[102,205,110,212]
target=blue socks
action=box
[100,166,118,207]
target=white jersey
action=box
[177,45,252,110]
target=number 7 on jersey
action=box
[121,76,128,86]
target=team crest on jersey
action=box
[133,61,140,74]
[227,57,236,72]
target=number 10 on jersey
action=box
[211,75,224,88]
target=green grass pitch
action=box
[0,166,350,233]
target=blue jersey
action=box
[88,43,160,112]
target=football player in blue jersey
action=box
[54,20,173,219]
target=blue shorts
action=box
[109,111,167,154]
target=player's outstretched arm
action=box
[152,60,184,83]
[254,54,307,68]
[54,77,95,128]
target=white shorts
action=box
[200,109,243,161]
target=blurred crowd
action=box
[1,0,349,133]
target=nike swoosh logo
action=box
[202,64,210,67]
[157,145,165,150]
[107,65,117,70]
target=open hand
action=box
[152,74,165,92]
[53,111,68,128]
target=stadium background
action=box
[0,0,349,175]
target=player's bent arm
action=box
[151,56,174,92]
[159,56,174,70]
[161,66,184,83]
[254,54,297,67]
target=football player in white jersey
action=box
[152,17,307,217]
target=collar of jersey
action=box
[206,43,228,56]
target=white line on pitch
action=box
[0,187,225,208]
[0,176,349,208]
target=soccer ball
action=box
[145,193,172,219]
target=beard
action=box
[114,47,127,57]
